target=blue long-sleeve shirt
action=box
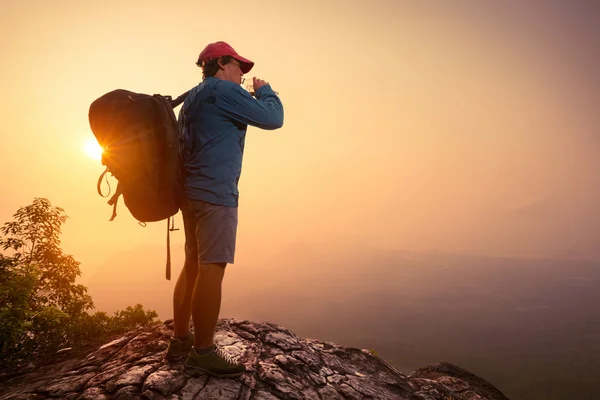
[178,77,284,207]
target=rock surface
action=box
[0,319,510,399]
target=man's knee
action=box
[183,257,199,274]
[199,262,227,270]
[198,262,227,275]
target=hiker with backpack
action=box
[165,41,284,377]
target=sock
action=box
[194,344,217,355]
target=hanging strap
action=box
[165,216,180,281]
[107,183,123,221]
[97,166,111,197]
[166,216,172,280]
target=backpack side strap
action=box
[166,216,172,280]
[107,183,123,221]
[97,166,111,197]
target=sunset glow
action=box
[84,138,104,161]
[0,0,596,265]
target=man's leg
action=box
[191,262,226,349]
[181,203,244,376]
[172,259,198,338]
[184,260,245,377]
[166,208,198,361]
[172,199,199,339]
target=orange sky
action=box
[1,1,599,287]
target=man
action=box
[165,41,284,377]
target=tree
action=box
[0,198,93,363]
[0,198,160,368]
[0,255,37,361]
[1,198,93,315]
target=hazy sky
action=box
[1,0,599,282]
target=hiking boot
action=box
[166,333,194,361]
[183,345,246,377]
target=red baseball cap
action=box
[196,41,254,74]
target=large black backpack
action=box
[88,89,189,279]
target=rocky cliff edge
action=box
[0,319,510,400]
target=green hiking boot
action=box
[183,345,246,377]
[166,333,194,361]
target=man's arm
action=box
[218,82,284,130]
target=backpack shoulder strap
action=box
[169,90,192,109]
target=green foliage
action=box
[0,198,160,368]
[112,304,160,332]
[0,256,37,361]
[68,305,159,348]
[1,198,93,317]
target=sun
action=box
[84,137,104,160]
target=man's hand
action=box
[246,77,278,96]
[251,77,269,91]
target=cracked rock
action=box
[0,319,509,400]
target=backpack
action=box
[88,89,189,280]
